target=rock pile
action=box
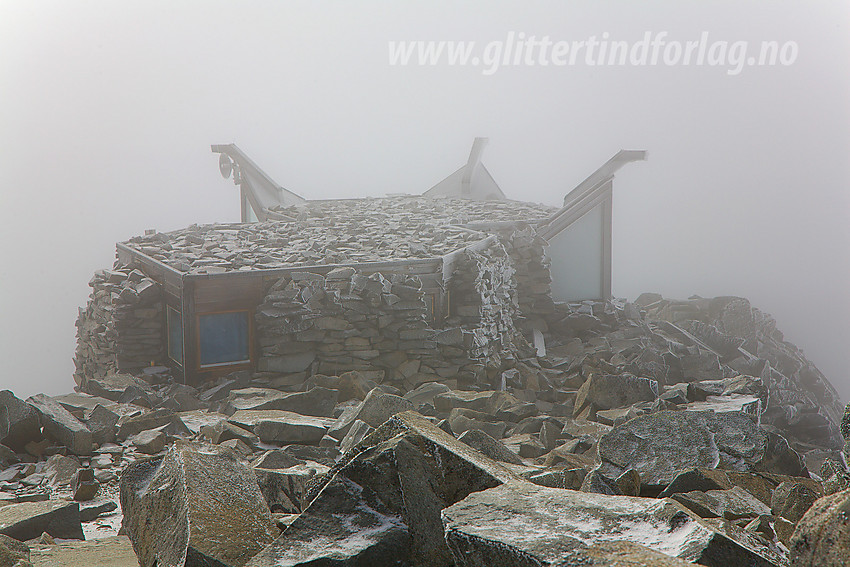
[1,294,847,566]
[73,267,165,386]
[122,196,555,274]
[255,263,526,393]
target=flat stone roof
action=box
[123,196,555,274]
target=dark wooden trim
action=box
[181,278,196,385]
[166,306,184,367]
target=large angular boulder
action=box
[597,410,805,486]
[0,390,41,451]
[0,500,83,541]
[84,404,120,445]
[120,443,277,567]
[789,487,850,566]
[246,475,410,567]
[256,411,517,567]
[26,394,92,455]
[442,480,782,567]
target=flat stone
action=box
[0,500,83,541]
[28,535,139,567]
[223,387,337,418]
[175,410,230,434]
[26,394,92,456]
[597,410,805,487]
[339,420,374,454]
[442,480,780,567]
[658,468,733,498]
[83,374,153,402]
[229,411,329,445]
[433,390,495,413]
[573,372,658,416]
[403,382,451,408]
[120,443,277,567]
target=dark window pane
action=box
[199,312,250,367]
[167,307,183,364]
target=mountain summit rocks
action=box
[1,293,846,566]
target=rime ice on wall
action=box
[253,242,542,392]
[74,266,164,386]
[497,226,553,326]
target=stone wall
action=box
[497,226,553,327]
[254,267,491,391]
[74,265,165,387]
[253,238,543,393]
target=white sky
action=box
[1,1,848,399]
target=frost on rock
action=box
[442,481,782,567]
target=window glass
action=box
[199,311,250,367]
[167,307,183,364]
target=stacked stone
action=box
[255,269,488,391]
[445,245,532,376]
[498,226,553,326]
[74,266,164,387]
[557,294,846,453]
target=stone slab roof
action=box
[123,196,555,274]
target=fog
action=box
[1,1,848,400]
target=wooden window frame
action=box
[166,306,184,366]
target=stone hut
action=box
[74,140,645,388]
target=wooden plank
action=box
[181,279,196,386]
[193,277,265,311]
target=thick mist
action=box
[1,1,848,399]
